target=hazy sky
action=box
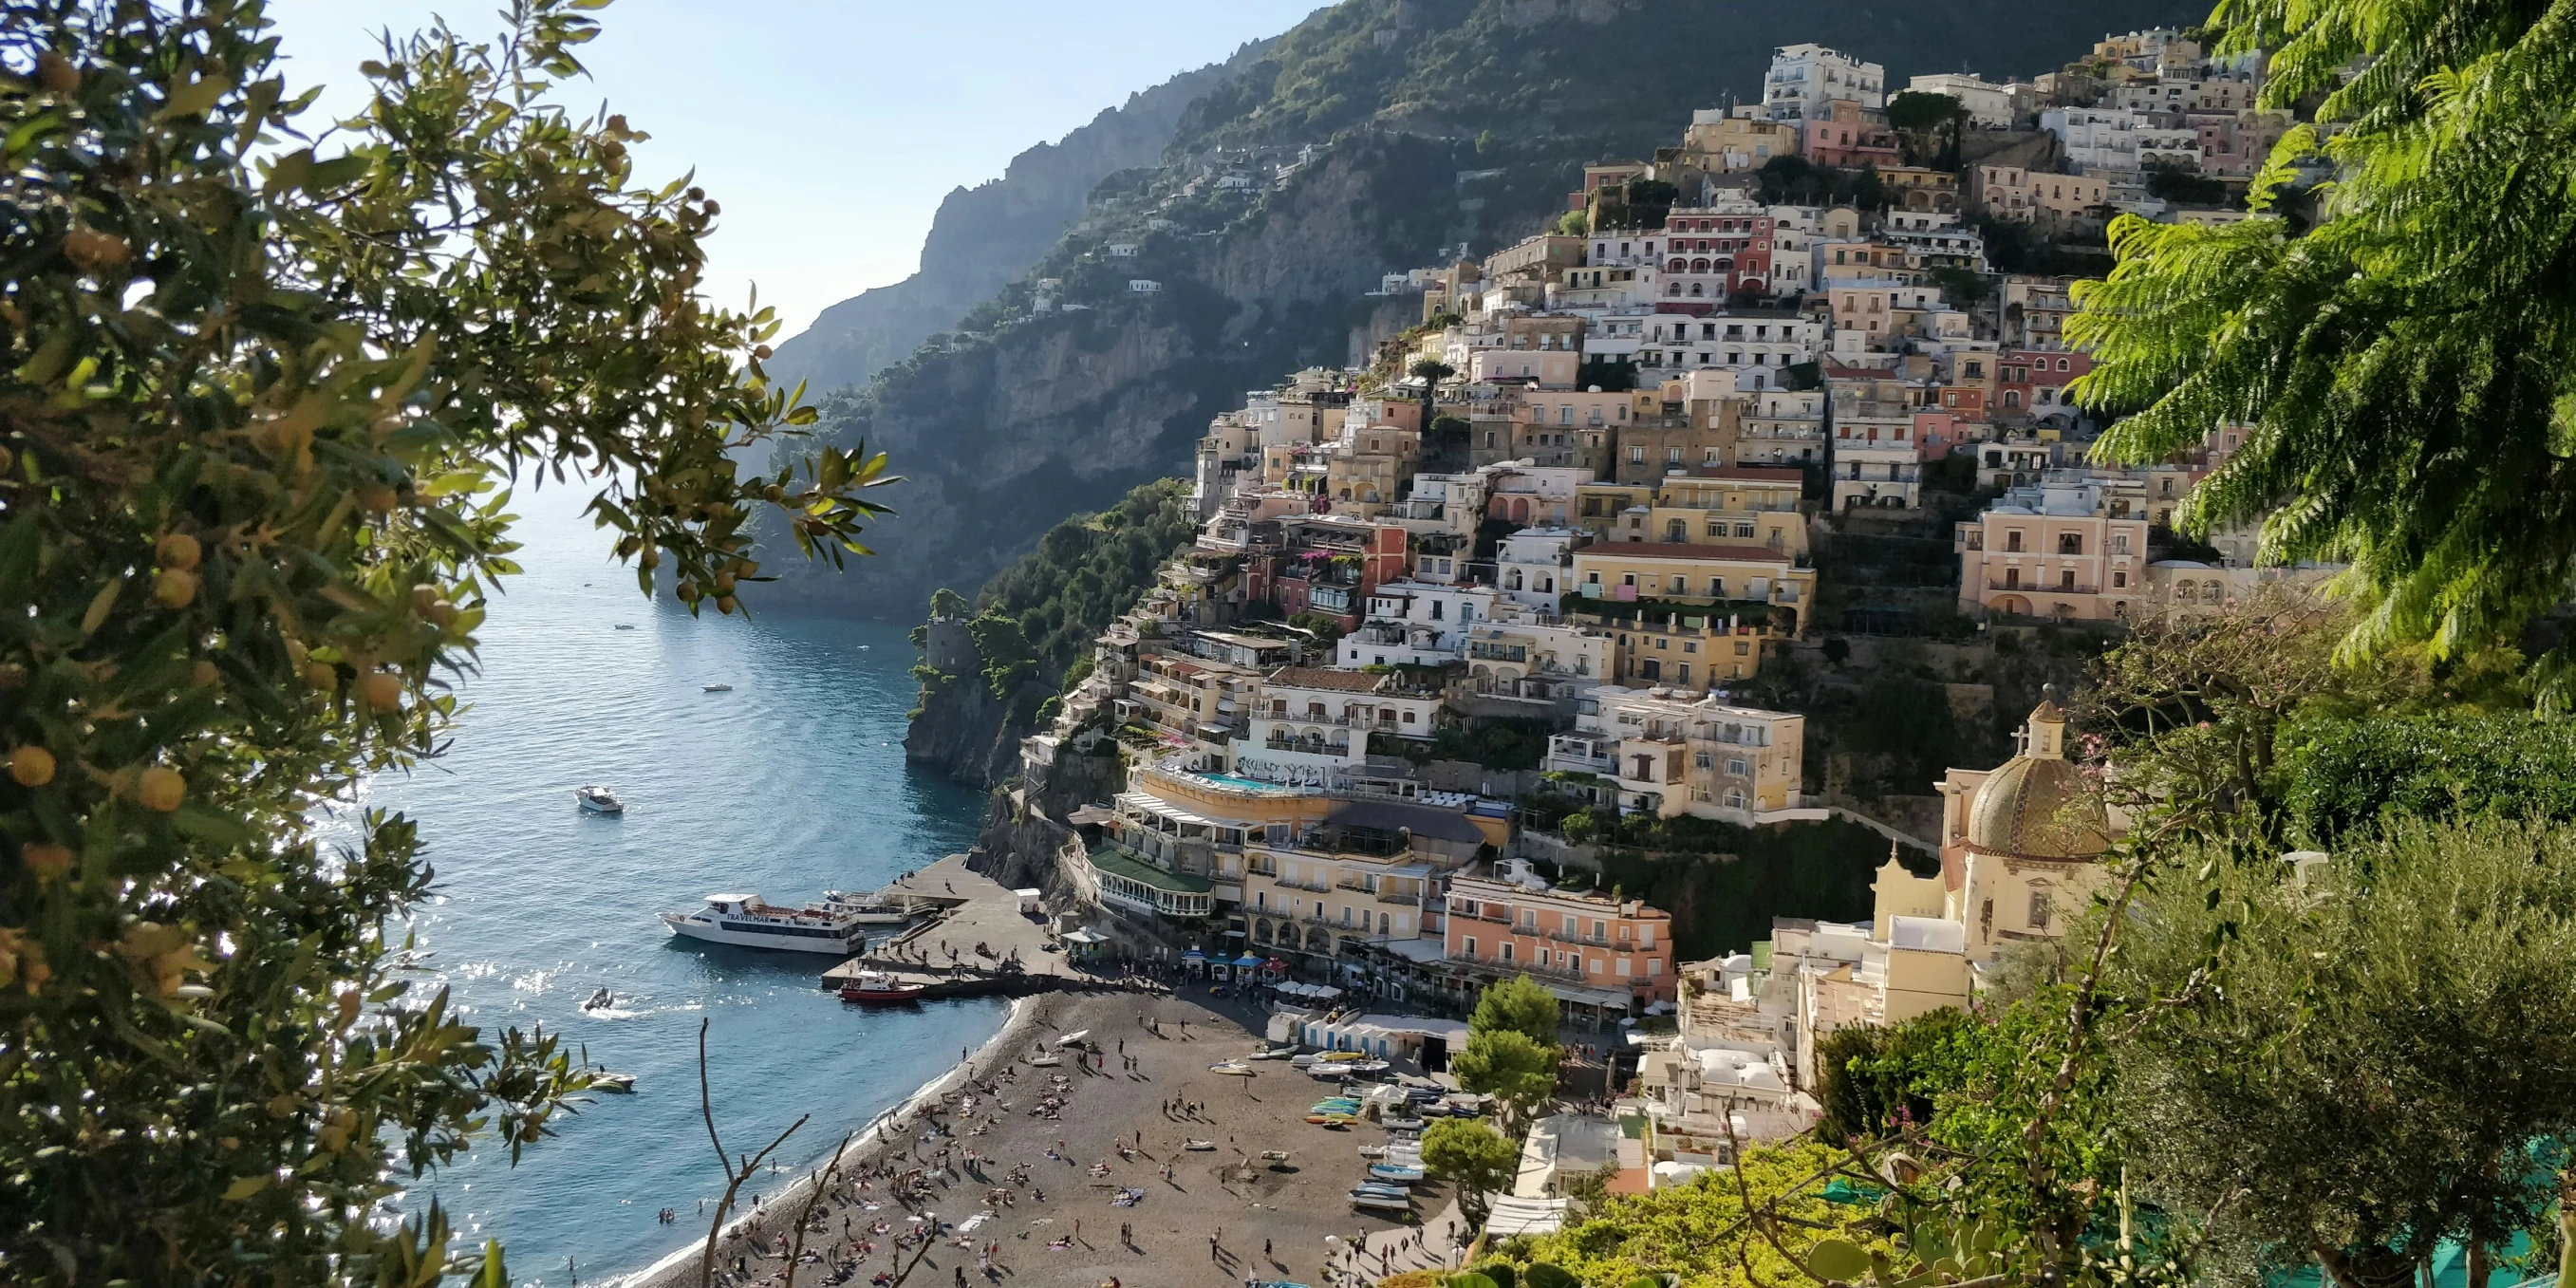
[265,1,1322,337]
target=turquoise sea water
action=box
[316,482,1000,1285]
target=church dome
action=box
[1964,698,2109,863]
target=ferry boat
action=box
[660,893,867,955]
[837,971,926,1005]
[576,785,625,814]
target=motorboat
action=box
[575,785,625,814]
[1368,1163,1427,1183]
[592,1071,635,1093]
[1208,1060,1254,1076]
[1183,1139,1217,1151]
[660,893,868,955]
[1028,1054,1062,1068]
[838,972,926,1005]
[1381,1115,1426,1132]
[1351,1182,1410,1199]
[1247,1048,1291,1061]
[1347,1189,1411,1212]
[614,624,636,630]
[1288,1054,1319,1069]
[1055,1030,1091,1048]
[582,987,613,1011]
[1343,1060,1390,1075]
[702,682,734,693]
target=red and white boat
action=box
[838,971,926,1005]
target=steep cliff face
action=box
[769,135,1474,617]
[766,49,1261,398]
[902,671,1050,789]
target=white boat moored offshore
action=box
[702,682,733,692]
[576,785,625,814]
[659,893,868,955]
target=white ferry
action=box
[660,893,867,955]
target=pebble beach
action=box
[624,990,1468,1288]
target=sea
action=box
[316,479,1004,1286]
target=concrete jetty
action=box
[817,853,1093,999]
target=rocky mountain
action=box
[765,0,2205,620]
[765,47,1266,399]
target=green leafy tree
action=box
[1451,1028,1559,1129]
[2110,816,2576,1288]
[1471,973,1564,1045]
[0,2,892,1282]
[1884,90,1969,166]
[929,586,972,620]
[968,609,1039,699]
[2065,0,2576,707]
[1409,357,1456,425]
[1422,1116,1521,1226]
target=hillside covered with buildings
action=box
[910,22,2340,1055]
[759,0,2201,621]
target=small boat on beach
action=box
[1368,1163,1426,1183]
[576,785,625,814]
[1029,1053,1062,1067]
[1183,1139,1217,1151]
[1055,1030,1092,1048]
[1347,1189,1411,1212]
[1208,1061,1254,1075]
[838,972,926,1005]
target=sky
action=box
[264,0,1324,337]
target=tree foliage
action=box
[1422,1116,1520,1226]
[1451,1027,1558,1129]
[2065,0,2576,707]
[0,2,892,1280]
[962,477,1197,680]
[1471,973,1562,1045]
[2109,816,2576,1288]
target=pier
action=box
[817,854,1092,999]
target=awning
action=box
[1543,982,1635,1009]
[1483,1196,1570,1237]
[1184,948,1205,960]
[1234,954,1262,967]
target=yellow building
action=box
[1570,542,1816,634]
[1240,798,1501,964]
[1932,698,2116,963]
[1574,468,1808,557]
[1546,686,1806,819]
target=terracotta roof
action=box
[1263,666,1387,693]
[1575,540,1798,563]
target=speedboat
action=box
[575,785,625,814]
[1368,1163,1426,1183]
[1055,1030,1092,1048]
[582,987,613,1011]
[839,972,926,1005]
[1351,1182,1410,1199]
[592,1071,635,1093]
[613,624,636,630]
[1347,1189,1411,1212]
[660,893,868,955]
[702,682,734,693]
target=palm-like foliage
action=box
[2067,0,2576,703]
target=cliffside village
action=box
[951,28,2326,1209]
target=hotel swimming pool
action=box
[1194,772,1296,793]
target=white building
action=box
[1765,43,1885,121]
[2040,107,2145,176]
[1337,582,1500,668]
[1495,527,1583,615]
[1739,388,1827,466]
[1903,72,2030,129]
[1633,311,1824,375]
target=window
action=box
[2060,569,2077,591]
[2059,532,2082,554]
[1629,446,1645,463]
[2006,530,2025,552]
[2028,890,2053,930]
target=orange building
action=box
[1444,868,1678,1020]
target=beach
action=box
[623,989,1466,1288]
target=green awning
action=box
[1086,845,1214,894]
